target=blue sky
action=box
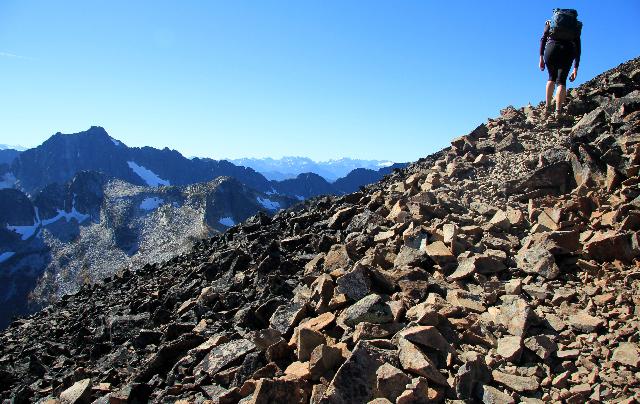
[1,1,638,162]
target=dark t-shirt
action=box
[540,22,582,68]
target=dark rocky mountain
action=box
[2,57,639,403]
[0,172,296,330]
[7,126,404,201]
[10,127,270,195]
[0,148,21,165]
[332,163,406,194]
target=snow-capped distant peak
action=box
[377,161,395,167]
[127,161,170,187]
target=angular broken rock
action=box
[374,363,411,402]
[496,335,523,363]
[309,344,343,381]
[611,342,640,367]
[568,311,604,332]
[297,327,326,362]
[340,294,393,328]
[395,377,434,404]
[515,244,560,280]
[194,339,255,376]
[492,370,539,393]
[320,341,398,404]
[397,326,451,355]
[422,241,456,267]
[249,378,305,403]
[449,255,506,281]
[59,378,91,404]
[397,338,448,386]
[481,385,515,404]
[454,351,491,400]
[336,265,371,301]
[524,335,557,360]
[447,289,486,313]
[497,295,532,336]
[269,302,307,336]
[394,246,432,269]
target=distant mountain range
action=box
[0,144,27,151]
[228,156,396,181]
[0,126,406,328]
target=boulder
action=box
[59,378,91,404]
[269,302,308,336]
[496,336,523,362]
[611,342,640,367]
[320,341,398,404]
[194,339,256,376]
[492,370,539,393]
[374,363,411,402]
[309,344,343,381]
[340,294,393,328]
[397,338,448,386]
[296,327,326,362]
[496,296,532,336]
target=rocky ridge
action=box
[1,57,640,403]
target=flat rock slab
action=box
[60,378,91,404]
[194,338,255,376]
[612,342,640,367]
[568,311,604,332]
[492,370,539,393]
[398,338,448,386]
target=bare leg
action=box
[545,81,555,113]
[555,84,567,113]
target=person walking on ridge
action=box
[539,8,582,120]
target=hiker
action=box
[539,9,582,119]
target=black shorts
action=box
[544,41,575,86]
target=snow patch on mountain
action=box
[140,197,164,211]
[111,138,121,146]
[219,217,235,227]
[6,223,39,241]
[41,208,90,226]
[0,252,15,264]
[127,161,170,187]
[256,197,280,210]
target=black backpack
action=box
[549,8,582,41]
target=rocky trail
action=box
[1,57,640,403]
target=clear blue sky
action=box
[1,2,638,162]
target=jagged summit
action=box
[1,56,639,403]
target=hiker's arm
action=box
[574,36,581,69]
[570,36,581,81]
[539,22,550,70]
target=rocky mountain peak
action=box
[1,57,640,403]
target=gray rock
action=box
[269,301,308,336]
[320,341,398,404]
[515,244,560,280]
[341,294,393,327]
[193,338,255,376]
[336,265,372,301]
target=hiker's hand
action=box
[570,67,578,82]
[539,57,545,71]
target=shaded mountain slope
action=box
[1,57,640,403]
